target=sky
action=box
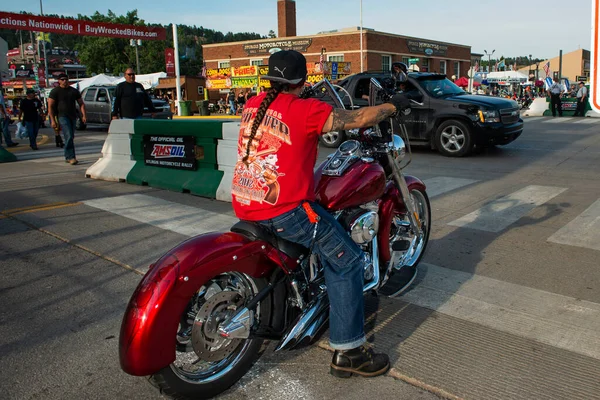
[3,0,593,59]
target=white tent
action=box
[72,74,119,91]
[114,72,167,90]
[485,71,529,84]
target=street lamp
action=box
[484,49,495,72]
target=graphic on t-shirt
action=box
[232,107,291,206]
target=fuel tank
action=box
[315,160,386,211]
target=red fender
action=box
[378,175,427,264]
[119,232,292,376]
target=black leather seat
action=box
[231,221,308,261]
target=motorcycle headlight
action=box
[478,110,500,123]
[350,211,379,244]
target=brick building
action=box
[202,0,471,94]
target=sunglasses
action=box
[126,73,135,76]
[59,78,68,81]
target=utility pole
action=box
[39,0,50,88]
[131,40,142,75]
[359,0,364,73]
[558,49,563,81]
[484,49,495,73]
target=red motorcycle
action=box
[119,79,431,399]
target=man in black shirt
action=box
[112,68,156,120]
[18,89,42,150]
[48,73,87,165]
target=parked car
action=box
[316,72,523,157]
[77,85,173,130]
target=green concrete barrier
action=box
[125,120,228,198]
[543,97,591,117]
[0,146,17,163]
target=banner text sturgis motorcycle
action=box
[119,78,431,399]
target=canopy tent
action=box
[454,77,469,87]
[71,74,119,91]
[485,71,528,84]
[114,72,167,90]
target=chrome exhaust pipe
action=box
[275,292,329,351]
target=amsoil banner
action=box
[0,12,166,41]
[143,135,197,171]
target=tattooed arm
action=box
[321,103,396,133]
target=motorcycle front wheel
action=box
[380,188,431,297]
[149,272,269,400]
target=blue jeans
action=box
[59,117,76,160]
[1,117,15,145]
[229,101,236,115]
[25,120,40,148]
[257,202,366,350]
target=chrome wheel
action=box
[389,189,431,269]
[440,125,466,153]
[170,272,260,384]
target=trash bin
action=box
[196,100,211,116]
[179,100,193,116]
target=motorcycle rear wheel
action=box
[149,272,269,400]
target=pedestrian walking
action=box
[548,78,564,117]
[0,89,18,147]
[226,90,236,115]
[48,73,87,165]
[18,89,42,150]
[112,68,156,120]
[236,90,246,115]
[573,82,588,117]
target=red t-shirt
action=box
[232,92,333,221]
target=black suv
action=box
[321,72,523,157]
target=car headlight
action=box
[478,110,500,123]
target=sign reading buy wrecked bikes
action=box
[144,136,197,171]
[243,39,312,55]
[0,11,166,40]
[406,40,448,57]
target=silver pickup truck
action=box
[77,85,173,129]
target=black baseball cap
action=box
[26,88,35,94]
[262,50,307,85]
[58,73,68,79]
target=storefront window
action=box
[402,56,410,65]
[382,55,391,72]
[440,60,447,75]
[250,59,263,66]
[421,58,430,72]
[328,54,344,62]
[218,60,230,68]
[454,61,460,77]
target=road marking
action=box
[83,194,238,237]
[0,202,81,217]
[424,177,479,198]
[448,185,567,232]
[524,117,544,122]
[543,117,575,123]
[547,198,600,251]
[401,263,600,360]
[573,118,600,124]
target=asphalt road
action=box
[1,116,599,400]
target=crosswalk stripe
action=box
[547,199,600,252]
[83,194,238,237]
[448,185,567,232]
[543,117,575,123]
[524,117,544,122]
[402,263,600,360]
[573,118,600,124]
[424,177,478,198]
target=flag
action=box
[200,61,207,78]
[543,62,550,78]
[319,51,325,72]
[513,62,517,71]
[474,60,479,72]
[497,59,506,69]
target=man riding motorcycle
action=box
[231,50,411,378]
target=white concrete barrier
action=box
[216,122,240,202]
[523,98,548,117]
[85,120,136,182]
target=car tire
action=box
[75,117,87,131]
[320,130,346,148]
[434,120,473,157]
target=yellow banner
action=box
[206,68,231,78]
[258,65,269,76]
[206,78,230,89]
[258,77,271,88]
[231,65,258,77]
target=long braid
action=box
[242,83,286,164]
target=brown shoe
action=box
[330,344,390,378]
[68,159,79,165]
